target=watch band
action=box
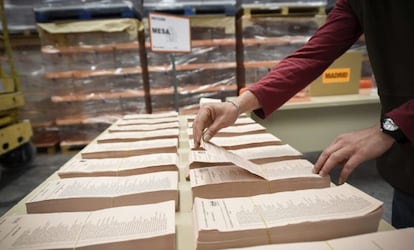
[380,116,408,143]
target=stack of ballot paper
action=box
[0,201,176,250]
[26,171,179,213]
[193,184,383,250]
[58,153,178,178]
[190,159,330,200]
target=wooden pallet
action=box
[51,85,237,103]
[41,36,309,56]
[34,141,59,154]
[143,4,237,17]
[242,5,325,17]
[60,140,90,154]
[32,128,60,154]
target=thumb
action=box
[202,121,223,142]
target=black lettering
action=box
[325,72,348,79]
[152,27,171,35]
[151,16,166,21]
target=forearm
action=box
[233,90,261,115]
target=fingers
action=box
[314,142,365,184]
[313,150,330,175]
[202,116,226,142]
[192,106,214,148]
[338,153,366,184]
[338,163,354,185]
[316,147,350,177]
[313,139,343,175]
[193,102,239,148]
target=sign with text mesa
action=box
[149,13,191,53]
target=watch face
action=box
[383,118,399,131]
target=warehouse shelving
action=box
[235,0,327,92]
[33,1,147,148]
[5,0,375,151]
[142,0,239,114]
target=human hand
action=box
[192,101,239,148]
[313,124,395,184]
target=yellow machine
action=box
[0,0,34,171]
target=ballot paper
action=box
[201,140,269,180]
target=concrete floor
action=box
[0,151,393,224]
[0,152,76,216]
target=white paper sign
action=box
[149,12,191,53]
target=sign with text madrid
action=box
[149,12,191,53]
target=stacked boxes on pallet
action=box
[143,0,238,114]
[5,0,373,149]
[34,1,144,147]
[241,0,327,100]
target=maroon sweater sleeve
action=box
[248,0,362,119]
[387,100,414,143]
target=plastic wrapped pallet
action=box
[241,3,326,100]
[143,3,238,114]
[35,2,145,146]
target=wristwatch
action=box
[380,116,408,143]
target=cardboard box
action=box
[310,50,362,96]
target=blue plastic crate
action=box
[143,1,237,17]
[34,1,141,23]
